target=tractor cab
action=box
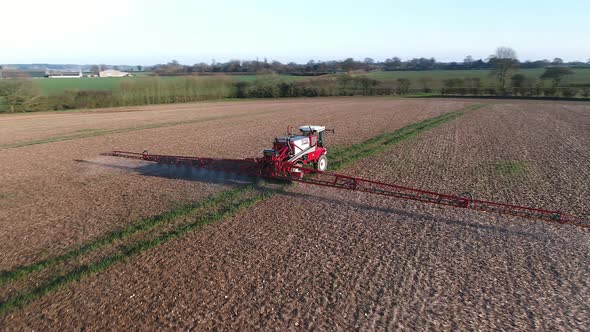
[298,125,326,147]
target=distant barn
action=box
[47,69,83,78]
[99,69,130,78]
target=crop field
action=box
[34,75,303,95]
[0,97,589,329]
[34,77,125,95]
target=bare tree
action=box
[363,58,375,71]
[463,55,473,68]
[488,47,519,91]
[552,58,564,65]
[496,47,517,60]
[341,58,357,72]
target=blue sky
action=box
[1,0,588,65]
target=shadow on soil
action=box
[272,190,548,241]
[78,158,544,239]
[76,158,262,186]
[412,95,590,102]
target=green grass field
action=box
[34,78,124,95]
[34,75,303,95]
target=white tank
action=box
[277,136,310,154]
[299,125,325,133]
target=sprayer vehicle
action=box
[103,124,589,230]
[262,125,332,179]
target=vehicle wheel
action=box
[458,192,473,207]
[316,155,328,172]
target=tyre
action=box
[316,155,328,172]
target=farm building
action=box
[99,69,130,77]
[47,69,83,78]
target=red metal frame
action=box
[102,150,589,229]
[102,150,263,175]
[280,167,587,228]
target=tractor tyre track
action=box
[0,103,477,322]
[6,100,587,330]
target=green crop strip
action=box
[329,104,483,170]
[0,103,482,314]
[0,188,272,315]
[494,160,528,178]
[0,187,252,287]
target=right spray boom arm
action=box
[282,166,590,229]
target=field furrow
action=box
[0,98,470,271]
[1,98,588,330]
[0,105,474,316]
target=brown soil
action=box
[0,101,274,145]
[1,99,589,330]
[343,101,590,216]
[0,97,468,270]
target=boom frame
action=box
[102,150,589,229]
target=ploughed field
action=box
[0,97,589,330]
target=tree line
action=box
[1,47,589,113]
[2,68,587,113]
[150,55,590,76]
[0,75,387,112]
